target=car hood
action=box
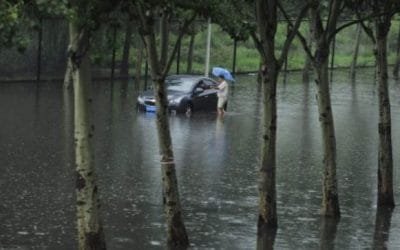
[140,89,186,100]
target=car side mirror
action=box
[194,87,204,95]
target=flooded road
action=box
[0,69,399,249]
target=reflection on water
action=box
[0,69,400,249]
[373,207,394,250]
[319,217,339,250]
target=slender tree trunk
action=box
[64,60,74,89]
[303,18,314,83]
[350,24,362,80]
[307,0,342,218]
[314,47,340,218]
[64,23,74,90]
[186,32,195,74]
[176,38,181,74]
[154,77,188,247]
[135,37,143,90]
[120,21,132,77]
[232,38,237,77]
[375,29,394,207]
[110,26,117,83]
[255,0,280,229]
[258,64,278,228]
[159,11,170,69]
[330,36,335,83]
[36,18,43,82]
[138,6,189,247]
[69,22,106,250]
[393,23,400,79]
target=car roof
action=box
[166,74,214,81]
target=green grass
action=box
[92,20,400,74]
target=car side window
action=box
[203,79,216,89]
[197,80,206,89]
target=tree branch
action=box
[277,1,310,68]
[278,2,314,62]
[162,13,196,77]
[250,30,266,61]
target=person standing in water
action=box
[216,74,229,115]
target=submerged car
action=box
[137,75,219,114]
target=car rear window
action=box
[166,78,194,92]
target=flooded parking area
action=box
[0,70,399,249]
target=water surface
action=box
[0,69,399,249]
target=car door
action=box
[191,80,209,111]
[201,79,218,111]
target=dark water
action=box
[1,69,399,249]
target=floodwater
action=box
[0,69,399,249]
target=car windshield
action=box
[166,78,195,92]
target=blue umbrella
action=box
[212,67,235,82]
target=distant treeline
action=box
[1,18,400,81]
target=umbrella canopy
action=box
[212,67,235,82]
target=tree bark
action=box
[350,24,362,80]
[375,24,394,207]
[36,18,43,82]
[186,32,195,74]
[393,23,400,79]
[302,15,314,83]
[159,11,170,69]
[69,22,106,250]
[314,45,340,218]
[308,0,341,218]
[110,26,117,83]
[64,23,74,90]
[136,4,190,247]
[120,21,132,77]
[258,64,278,228]
[255,0,279,229]
[135,37,143,90]
[254,0,309,229]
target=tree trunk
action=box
[232,38,237,77]
[69,22,106,250]
[138,6,189,247]
[375,29,394,207]
[176,38,181,74]
[314,47,340,218]
[350,24,362,80]
[329,36,335,83]
[393,23,400,79]
[135,37,143,90]
[110,26,117,83]
[186,32,195,74]
[154,77,188,248]
[64,59,74,89]
[258,64,278,228]
[302,17,314,83]
[36,18,43,82]
[159,11,170,69]
[255,0,279,229]
[120,21,132,77]
[64,23,74,90]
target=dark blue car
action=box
[137,75,219,114]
